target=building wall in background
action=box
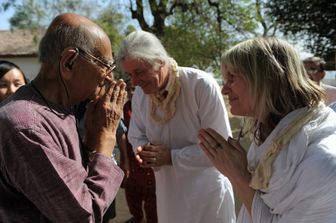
[0,57,40,81]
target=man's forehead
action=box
[304,61,319,66]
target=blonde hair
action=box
[221,37,325,139]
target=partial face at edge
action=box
[0,68,26,102]
[303,61,325,83]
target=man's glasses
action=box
[306,68,320,75]
[76,48,116,74]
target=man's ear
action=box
[59,48,79,79]
[67,50,79,69]
[59,47,79,80]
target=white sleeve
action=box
[128,89,149,152]
[171,76,232,173]
[248,159,336,223]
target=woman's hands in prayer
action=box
[135,143,172,168]
[198,128,248,181]
[84,79,127,158]
[198,128,255,213]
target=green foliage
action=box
[159,0,258,75]
[0,0,15,11]
[9,0,102,29]
[94,8,124,52]
[125,0,261,75]
[12,0,333,72]
[9,0,46,30]
[94,8,129,80]
[266,0,336,59]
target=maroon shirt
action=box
[123,100,156,188]
[0,85,123,222]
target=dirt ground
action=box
[110,189,132,223]
[111,182,242,223]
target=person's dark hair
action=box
[38,17,97,65]
[0,60,28,83]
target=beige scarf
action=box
[150,58,181,124]
[249,104,323,190]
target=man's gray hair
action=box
[117,30,170,67]
[303,56,326,70]
[39,24,96,64]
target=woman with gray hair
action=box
[118,30,235,223]
[199,37,336,222]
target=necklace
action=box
[31,81,72,119]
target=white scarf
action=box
[150,58,181,124]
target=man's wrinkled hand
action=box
[84,80,127,156]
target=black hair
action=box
[0,60,28,83]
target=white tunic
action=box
[129,67,236,223]
[238,106,336,223]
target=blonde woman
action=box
[199,37,336,223]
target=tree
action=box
[8,0,100,29]
[4,0,129,77]
[266,0,336,67]
[9,0,46,30]
[126,0,259,74]
[7,0,299,73]
[95,8,126,52]
[254,0,278,37]
[0,0,15,11]
[95,8,134,79]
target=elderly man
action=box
[303,56,336,105]
[117,30,235,223]
[0,13,126,222]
